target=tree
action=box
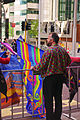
[9,23,14,37]
[28,20,38,38]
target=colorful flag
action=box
[16,36,45,116]
[0,52,23,108]
[65,57,80,102]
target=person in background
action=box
[3,38,8,51]
[3,38,8,43]
[11,39,17,52]
[0,51,11,102]
[77,42,80,53]
[0,42,2,52]
[31,32,71,120]
[0,51,11,64]
[0,46,6,52]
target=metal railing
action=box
[63,66,80,120]
[0,69,44,120]
[0,66,80,120]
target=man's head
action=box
[4,38,7,43]
[46,32,59,47]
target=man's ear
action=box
[51,38,54,42]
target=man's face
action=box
[5,39,7,42]
[46,34,53,47]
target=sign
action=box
[10,23,15,28]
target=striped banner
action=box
[17,37,45,116]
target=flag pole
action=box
[72,0,78,56]
[0,1,2,119]
[25,19,27,43]
[38,0,40,49]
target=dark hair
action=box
[51,32,59,43]
[4,38,7,40]
[1,46,4,49]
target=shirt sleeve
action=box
[33,50,50,71]
[0,57,10,64]
[65,51,71,66]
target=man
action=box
[31,32,71,120]
[3,38,8,43]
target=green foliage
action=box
[28,20,38,38]
[9,23,14,37]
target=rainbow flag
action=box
[17,36,45,116]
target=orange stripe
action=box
[25,43,29,61]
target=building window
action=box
[65,0,72,20]
[20,31,24,35]
[27,0,39,3]
[27,10,39,14]
[58,0,80,21]
[16,31,20,35]
[9,12,14,16]
[9,3,14,6]
[77,0,80,20]
[58,0,74,21]
[20,0,27,4]
[20,10,27,16]
[16,22,20,25]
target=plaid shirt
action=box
[34,44,71,78]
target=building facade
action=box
[3,0,80,48]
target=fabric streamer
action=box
[1,42,17,55]
[65,57,80,102]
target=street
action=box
[1,84,80,120]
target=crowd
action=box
[0,38,17,105]
[0,38,17,52]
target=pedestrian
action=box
[3,38,8,43]
[11,39,17,52]
[0,46,5,52]
[30,32,71,120]
[0,51,11,101]
[77,42,80,53]
[3,38,8,51]
[0,51,11,63]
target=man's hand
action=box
[6,52,11,58]
[30,66,34,70]
[6,51,10,55]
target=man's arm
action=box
[65,52,71,66]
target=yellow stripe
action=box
[38,48,40,62]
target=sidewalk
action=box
[12,112,79,120]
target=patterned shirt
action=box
[34,44,71,78]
